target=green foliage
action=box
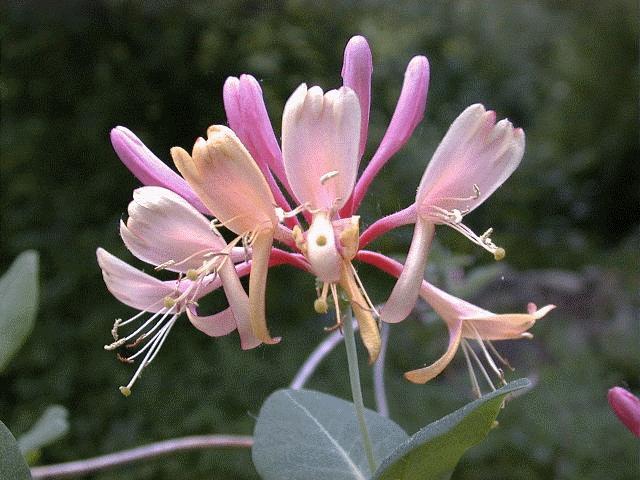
[253,389,408,480]
[0,420,32,480]
[374,379,530,480]
[18,405,69,461]
[0,251,39,372]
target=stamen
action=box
[429,205,506,260]
[349,264,380,318]
[324,283,342,332]
[461,341,482,398]
[469,324,506,384]
[486,340,515,371]
[118,312,179,396]
[464,339,496,392]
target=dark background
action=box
[1,1,638,478]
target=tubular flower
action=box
[358,251,555,393]
[101,34,549,393]
[381,103,526,324]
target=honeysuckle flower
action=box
[608,386,640,437]
[381,103,525,324]
[101,34,548,393]
[357,251,554,392]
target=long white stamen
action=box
[429,205,505,260]
[464,339,496,392]
[119,313,178,397]
[486,340,514,370]
[469,324,505,383]
[117,298,164,327]
[461,341,482,398]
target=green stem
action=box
[342,307,377,475]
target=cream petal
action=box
[404,318,463,384]
[120,186,227,272]
[416,104,525,217]
[380,218,435,323]
[97,248,175,312]
[186,305,236,337]
[217,254,262,350]
[171,126,277,236]
[282,84,361,210]
[248,230,280,345]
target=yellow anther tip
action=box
[119,386,132,397]
[163,296,176,308]
[314,298,329,314]
[493,248,506,261]
[186,269,199,281]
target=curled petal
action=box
[340,263,380,363]
[404,318,463,384]
[380,218,435,323]
[416,104,525,217]
[110,127,208,214]
[347,56,429,214]
[120,186,230,272]
[217,257,261,350]
[96,248,219,312]
[171,126,277,236]
[248,230,280,345]
[282,84,361,210]
[186,305,236,337]
[341,35,372,159]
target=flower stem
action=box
[342,307,377,474]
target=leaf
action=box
[0,420,32,480]
[0,251,39,372]
[253,388,409,480]
[18,405,69,456]
[373,378,531,480]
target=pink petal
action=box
[224,76,298,216]
[96,248,221,313]
[404,318,463,384]
[380,218,435,323]
[416,104,525,217]
[347,56,429,214]
[120,186,229,272]
[341,35,372,159]
[186,305,236,337]
[110,127,209,214]
[171,126,278,236]
[608,387,640,437]
[282,84,361,211]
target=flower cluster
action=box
[98,36,554,396]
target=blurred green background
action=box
[1,0,638,478]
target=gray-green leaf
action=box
[18,405,69,455]
[0,251,39,372]
[373,378,531,480]
[253,388,409,480]
[0,420,32,480]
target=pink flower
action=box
[100,35,549,394]
[608,386,640,437]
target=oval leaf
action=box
[253,388,409,480]
[18,405,69,455]
[374,378,531,480]
[0,251,39,372]
[0,420,32,480]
